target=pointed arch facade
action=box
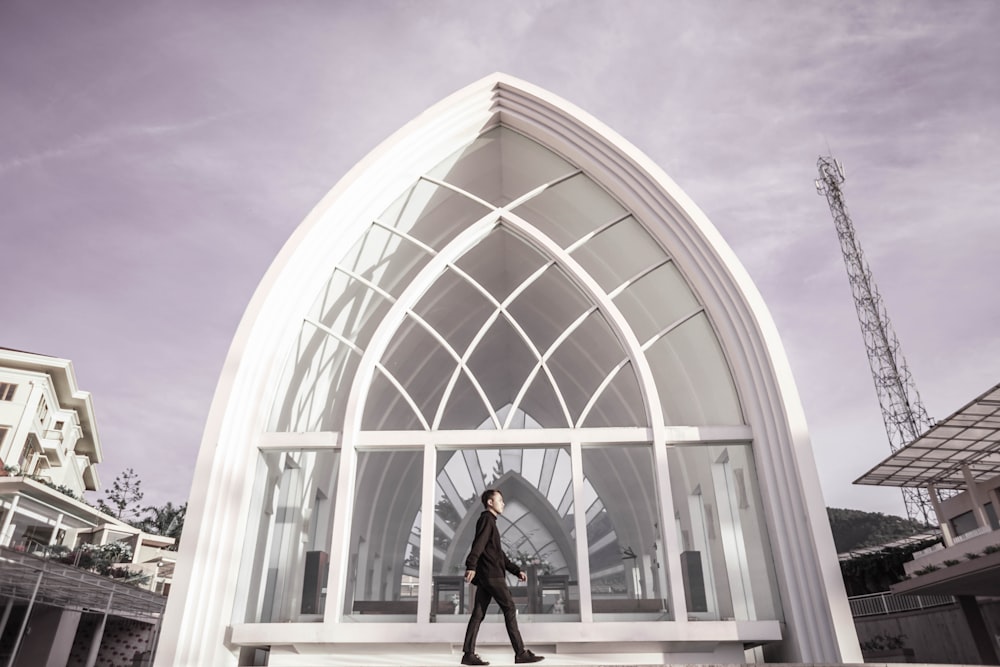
[157,75,859,666]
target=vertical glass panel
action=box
[645,313,743,426]
[268,270,389,432]
[379,179,492,250]
[426,127,575,207]
[613,261,701,345]
[667,444,781,621]
[345,449,423,621]
[509,369,570,429]
[570,216,667,293]
[512,173,627,249]
[431,446,579,622]
[582,444,671,621]
[233,449,339,624]
[579,362,647,428]
[413,267,496,357]
[362,369,426,430]
[547,311,628,424]
[439,370,495,430]
[381,315,458,424]
[467,316,539,417]
[453,227,550,303]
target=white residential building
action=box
[0,347,175,666]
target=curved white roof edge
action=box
[156,73,859,665]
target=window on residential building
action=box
[0,383,16,401]
[0,425,9,447]
[951,510,980,536]
[36,398,48,425]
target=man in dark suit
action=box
[461,489,544,666]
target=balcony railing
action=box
[849,591,954,618]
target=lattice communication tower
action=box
[815,156,934,525]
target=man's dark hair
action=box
[481,488,501,508]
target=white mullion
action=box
[640,308,704,352]
[655,441,687,622]
[334,266,399,306]
[503,169,583,210]
[408,310,500,431]
[505,306,596,427]
[574,359,630,428]
[430,311,503,430]
[570,441,593,622]
[498,260,555,307]
[259,426,749,448]
[564,213,631,254]
[417,442,436,624]
[608,259,671,299]
[419,175,497,211]
[502,365,543,430]
[371,218,439,258]
[372,364,430,431]
[303,319,365,357]
[440,258,562,430]
[340,209,501,446]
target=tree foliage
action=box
[827,507,930,553]
[138,501,186,545]
[97,467,145,524]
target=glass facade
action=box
[234,449,339,624]
[235,126,782,634]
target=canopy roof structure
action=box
[856,384,1000,489]
[0,547,165,622]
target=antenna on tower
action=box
[815,155,935,525]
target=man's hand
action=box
[518,571,527,582]
[465,569,476,583]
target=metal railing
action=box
[849,591,955,617]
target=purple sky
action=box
[2,1,999,518]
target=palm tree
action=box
[139,501,186,545]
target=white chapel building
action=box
[158,75,860,666]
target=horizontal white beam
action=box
[257,425,751,449]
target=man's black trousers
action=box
[462,577,524,655]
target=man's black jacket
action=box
[465,510,522,584]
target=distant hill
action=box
[827,507,930,553]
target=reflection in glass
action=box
[582,445,670,620]
[430,446,579,621]
[345,450,423,621]
[667,444,781,621]
[645,313,744,426]
[234,449,339,624]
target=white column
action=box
[570,442,592,621]
[711,451,755,621]
[927,484,954,547]
[84,592,114,667]
[962,465,990,530]
[48,512,64,546]
[417,442,435,623]
[0,495,19,547]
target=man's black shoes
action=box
[515,650,544,663]
[461,654,489,666]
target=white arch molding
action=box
[155,74,860,666]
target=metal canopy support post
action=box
[0,598,13,643]
[5,569,43,667]
[84,591,114,667]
